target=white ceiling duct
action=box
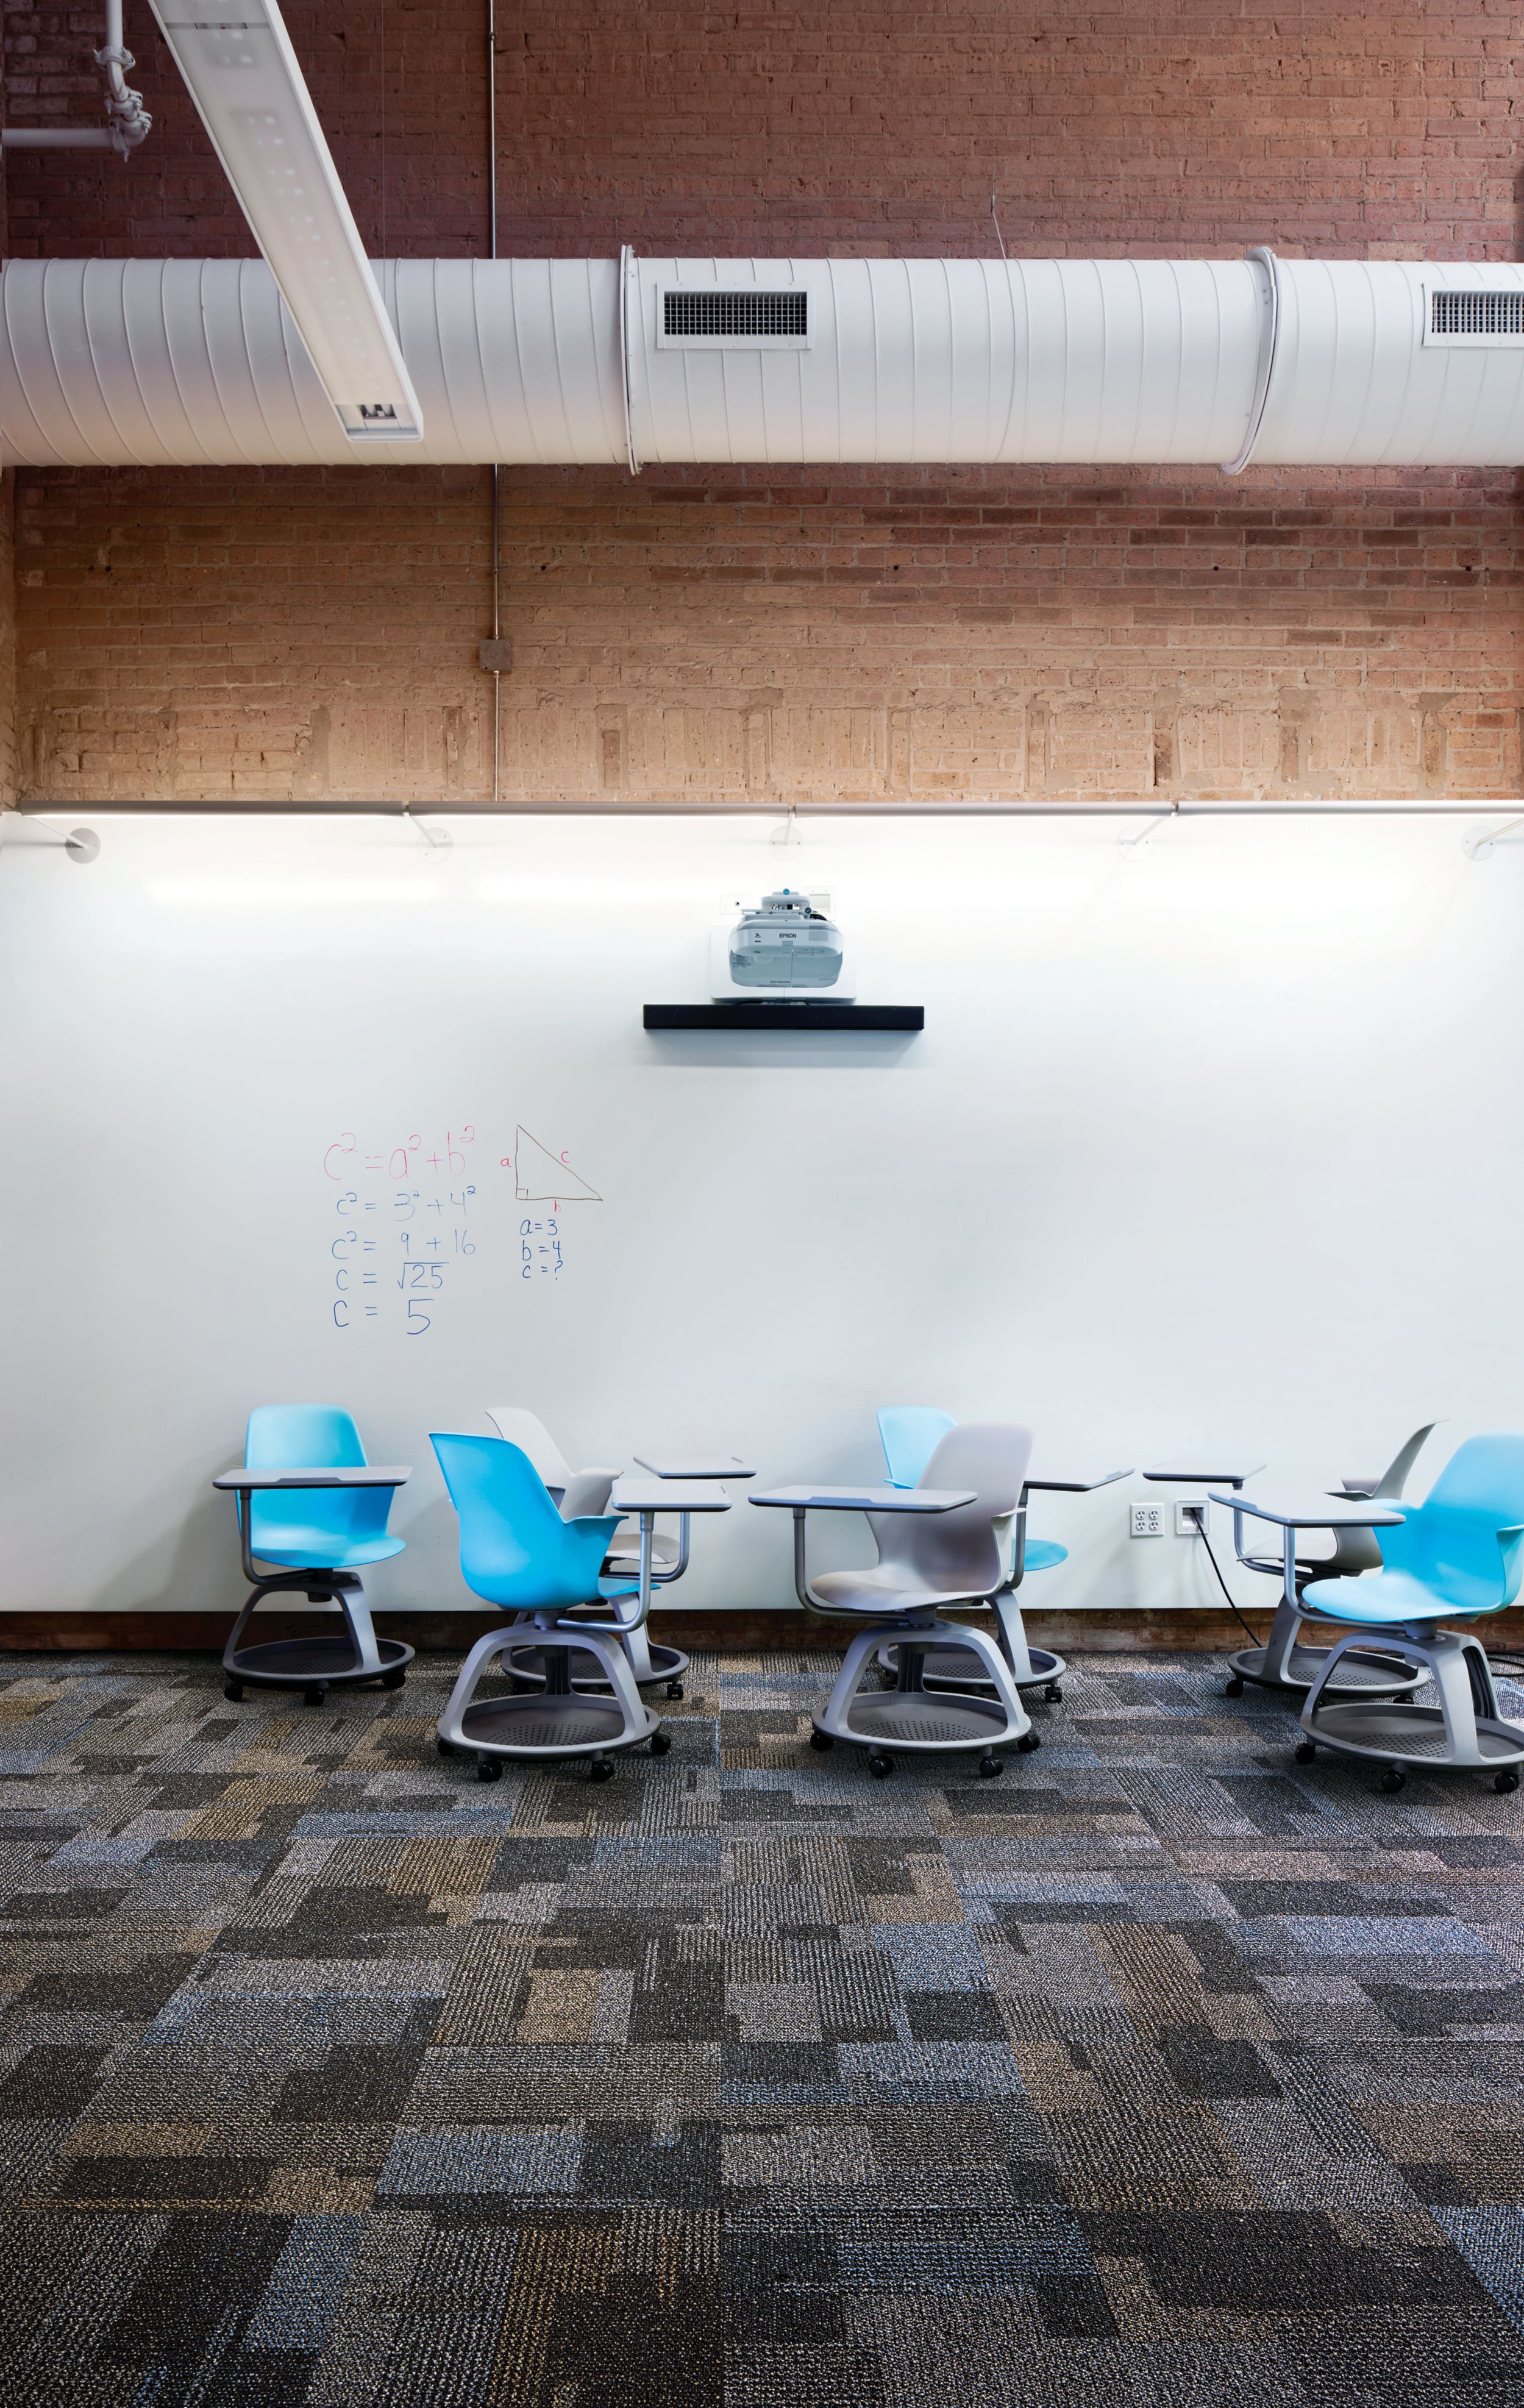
[145,0,423,445]
[4,251,1524,471]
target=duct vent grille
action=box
[1425,288,1524,346]
[658,290,810,348]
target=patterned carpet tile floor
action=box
[1,1646,1523,2405]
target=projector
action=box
[710,889,856,1001]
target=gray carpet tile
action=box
[0,1645,1522,2404]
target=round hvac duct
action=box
[3,251,1523,471]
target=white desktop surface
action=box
[631,1452,756,1480]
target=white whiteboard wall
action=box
[4,808,1522,1622]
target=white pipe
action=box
[94,0,154,155]
[4,252,1524,471]
[1,0,152,155]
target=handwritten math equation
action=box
[322,1124,599,1336]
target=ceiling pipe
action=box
[1,0,152,154]
[5,252,1524,472]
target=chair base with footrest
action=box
[436,1622,661,1784]
[222,1569,412,1706]
[813,1620,1036,1778]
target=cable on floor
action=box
[1185,1505,1267,1649]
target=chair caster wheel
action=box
[476,1757,504,1783]
[1016,1730,1041,1753]
[1044,1683,1063,1704]
[1225,1676,1245,1697]
[436,1736,457,1758]
[665,1681,684,1701]
[650,1731,672,1756]
[223,1680,243,1702]
[381,1668,406,1690]
[302,1686,325,1708]
[589,1756,614,1783]
[1494,1769,1520,1794]
[867,1753,892,1779]
[978,1753,1004,1778]
[809,1730,834,1752]
[1380,1767,1406,1794]
[1295,1741,1317,1764]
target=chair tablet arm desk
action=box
[614,1462,749,1692]
[749,1486,978,1616]
[213,1459,414,1706]
[1205,1489,1417,1703]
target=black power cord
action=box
[1182,1503,1267,1648]
[1179,1503,1524,1684]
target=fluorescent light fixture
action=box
[148,0,422,443]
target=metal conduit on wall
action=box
[4,252,1524,471]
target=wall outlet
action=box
[1130,1502,1165,1538]
[1175,1498,1209,1537]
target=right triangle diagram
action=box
[513,1126,602,1203]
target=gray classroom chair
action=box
[803,1422,1038,1778]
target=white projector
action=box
[710,889,856,1001]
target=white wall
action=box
[2,808,1520,1623]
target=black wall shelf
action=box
[643,1003,924,1031]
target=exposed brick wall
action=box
[5,1,1522,805]
[0,40,13,810]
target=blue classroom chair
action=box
[431,1433,667,1783]
[1297,1433,1524,1794]
[222,1404,413,1706]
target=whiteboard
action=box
[4,807,1523,1622]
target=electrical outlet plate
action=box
[1175,1498,1209,1536]
[1130,1503,1165,1538]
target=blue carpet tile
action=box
[1,1647,1523,2405]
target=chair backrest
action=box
[878,1406,956,1489]
[1327,1422,1438,1575]
[483,1407,574,1496]
[1379,1433,1524,1612]
[244,1403,382,1562]
[868,1422,1033,1595]
[431,1433,621,1612]
[558,1469,617,1519]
